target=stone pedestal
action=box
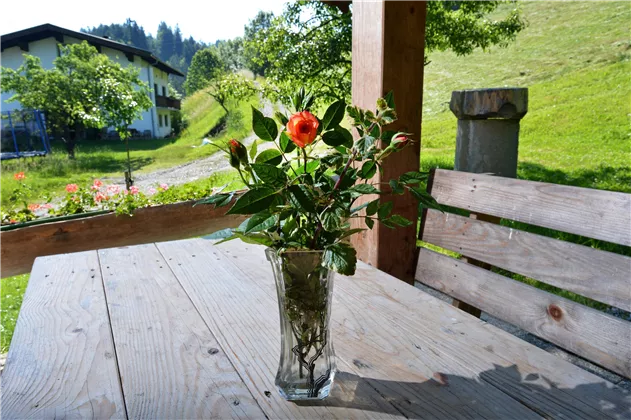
[450,88,528,178]
[448,88,528,318]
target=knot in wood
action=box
[547,304,563,321]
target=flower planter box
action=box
[0,199,245,278]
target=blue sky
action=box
[1,0,287,44]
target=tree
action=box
[242,11,275,77]
[1,42,153,158]
[206,73,255,113]
[156,22,175,61]
[247,1,526,105]
[215,38,244,72]
[174,25,184,57]
[183,47,224,95]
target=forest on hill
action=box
[82,19,207,95]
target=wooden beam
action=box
[17,42,29,52]
[0,200,246,278]
[350,0,427,284]
[125,52,135,62]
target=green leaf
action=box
[365,217,375,229]
[196,193,231,206]
[350,184,380,195]
[293,159,320,176]
[226,187,278,215]
[255,149,282,166]
[323,242,357,276]
[360,161,377,179]
[244,211,276,234]
[389,179,405,194]
[204,228,234,240]
[366,198,380,216]
[288,185,316,213]
[378,201,393,219]
[381,130,396,145]
[321,100,346,130]
[251,163,287,186]
[381,218,396,229]
[279,131,296,153]
[410,186,442,211]
[322,127,353,147]
[384,91,395,109]
[234,232,273,246]
[274,111,288,126]
[337,228,365,240]
[252,106,278,141]
[399,171,429,184]
[389,214,413,227]
[320,207,345,232]
[249,139,258,161]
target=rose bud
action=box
[286,111,319,148]
[392,134,410,149]
[229,139,248,166]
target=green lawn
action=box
[421,1,631,194]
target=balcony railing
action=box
[155,95,181,110]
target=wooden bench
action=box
[417,169,631,379]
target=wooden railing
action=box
[0,200,244,277]
[155,95,181,110]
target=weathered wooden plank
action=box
[98,244,264,419]
[416,247,631,379]
[423,209,631,311]
[157,239,406,419]
[216,240,631,419]
[430,169,631,246]
[350,1,426,284]
[0,199,246,278]
[1,252,126,419]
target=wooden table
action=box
[2,239,629,419]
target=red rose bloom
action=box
[286,111,319,148]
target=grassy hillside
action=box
[421,1,631,192]
[0,90,258,206]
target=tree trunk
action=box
[61,124,78,159]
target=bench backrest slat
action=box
[430,170,631,246]
[417,247,631,378]
[422,209,631,312]
[417,169,631,379]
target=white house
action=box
[1,23,183,138]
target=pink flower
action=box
[95,192,107,202]
[27,203,40,211]
[148,187,157,195]
[93,179,103,188]
[13,172,25,181]
[9,219,17,224]
[159,183,169,191]
[41,203,53,210]
[106,185,121,195]
[65,184,78,193]
[129,186,139,195]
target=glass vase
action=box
[265,248,336,400]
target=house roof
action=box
[0,23,185,77]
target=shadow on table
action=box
[295,364,630,419]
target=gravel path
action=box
[101,99,279,191]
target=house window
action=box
[165,114,169,126]
[159,114,163,127]
[162,86,166,97]
[154,83,158,97]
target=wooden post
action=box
[350,1,427,284]
[449,88,528,317]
